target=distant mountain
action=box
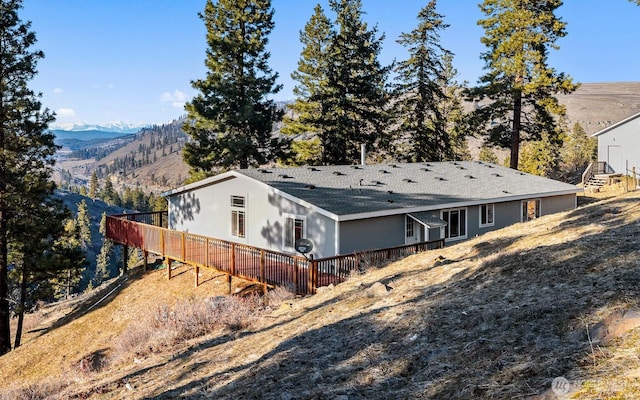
[54,117,189,194]
[52,129,138,154]
[52,129,135,141]
[50,122,147,133]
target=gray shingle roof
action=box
[235,161,580,216]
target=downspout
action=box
[335,219,340,256]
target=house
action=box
[592,111,640,175]
[162,161,581,259]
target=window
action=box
[284,215,305,249]
[442,208,467,240]
[480,204,495,227]
[231,210,245,237]
[231,195,245,238]
[522,199,540,222]
[230,195,245,208]
[405,217,414,238]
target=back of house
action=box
[162,161,581,259]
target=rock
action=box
[366,282,391,298]
[310,370,323,383]
[316,283,334,292]
[589,309,640,343]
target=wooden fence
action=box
[106,211,444,295]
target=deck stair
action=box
[582,161,621,190]
[585,174,615,189]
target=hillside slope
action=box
[2,188,640,399]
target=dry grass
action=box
[3,187,640,399]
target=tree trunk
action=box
[510,88,523,170]
[14,264,28,348]
[66,269,71,300]
[0,205,10,355]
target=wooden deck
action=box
[106,212,444,295]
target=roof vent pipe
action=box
[360,143,366,165]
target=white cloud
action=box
[56,108,76,118]
[172,102,185,109]
[161,89,187,103]
[53,87,63,94]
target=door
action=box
[607,145,623,173]
[405,216,420,244]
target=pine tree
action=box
[182,0,287,176]
[95,212,113,285]
[439,54,472,161]
[287,0,390,165]
[76,200,91,247]
[101,178,118,205]
[281,4,333,165]
[318,0,390,164]
[0,0,57,355]
[478,144,500,164]
[392,1,453,162]
[559,122,597,177]
[518,132,559,177]
[466,0,578,170]
[88,171,99,198]
[8,193,84,347]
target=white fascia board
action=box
[161,171,239,197]
[336,189,582,222]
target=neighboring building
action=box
[592,111,640,174]
[162,161,581,259]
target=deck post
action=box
[181,232,186,262]
[194,265,199,287]
[161,229,165,256]
[166,258,172,280]
[227,274,232,294]
[230,243,236,276]
[260,250,267,296]
[293,259,299,294]
[143,250,148,272]
[122,245,128,275]
[310,256,318,295]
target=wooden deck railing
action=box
[106,212,444,295]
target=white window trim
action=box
[230,195,247,238]
[230,195,245,208]
[231,210,245,238]
[405,215,415,238]
[521,199,542,222]
[479,203,495,228]
[283,213,307,251]
[441,207,468,242]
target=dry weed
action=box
[0,379,67,400]
[265,286,296,305]
[111,294,262,364]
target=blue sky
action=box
[21,0,640,129]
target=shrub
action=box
[0,380,66,400]
[111,294,263,363]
